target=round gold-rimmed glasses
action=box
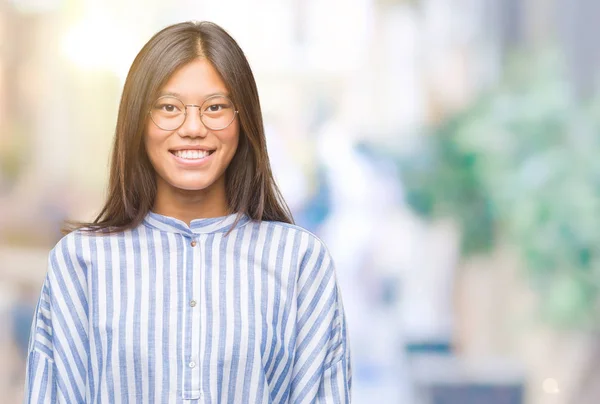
[149,94,238,131]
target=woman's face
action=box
[144,58,239,197]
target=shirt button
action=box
[188,361,196,368]
[189,300,197,307]
[190,240,197,247]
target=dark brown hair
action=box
[65,21,293,234]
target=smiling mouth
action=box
[170,149,215,160]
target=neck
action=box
[152,178,230,225]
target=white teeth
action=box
[174,150,211,160]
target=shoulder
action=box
[253,220,335,273]
[254,220,330,250]
[48,230,83,265]
[50,228,101,257]
[47,228,116,280]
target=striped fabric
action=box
[24,212,351,403]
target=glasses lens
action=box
[201,96,236,130]
[150,97,186,130]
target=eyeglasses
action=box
[149,94,238,131]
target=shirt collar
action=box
[143,211,250,236]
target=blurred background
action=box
[1,0,600,403]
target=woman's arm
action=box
[289,237,352,404]
[24,237,90,403]
[313,282,352,403]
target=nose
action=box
[178,105,208,138]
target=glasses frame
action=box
[149,94,239,131]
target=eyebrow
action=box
[158,90,230,99]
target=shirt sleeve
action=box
[24,350,58,403]
[289,237,352,404]
[24,239,89,403]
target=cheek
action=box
[144,129,165,169]
[227,136,239,154]
[223,126,240,155]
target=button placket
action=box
[187,233,202,398]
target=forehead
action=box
[159,58,229,99]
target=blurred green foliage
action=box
[400,52,600,329]
[0,122,27,190]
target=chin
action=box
[171,180,215,192]
[156,169,225,194]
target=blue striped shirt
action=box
[24,212,351,403]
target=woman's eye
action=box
[206,104,224,112]
[163,104,177,112]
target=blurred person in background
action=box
[23,21,351,403]
[11,282,37,359]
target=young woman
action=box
[24,21,351,403]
